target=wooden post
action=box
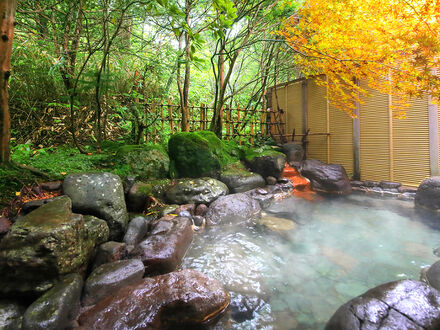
[250,118,254,145]
[151,101,157,143]
[161,103,164,131]
[168,99,173,133]
[225,105,230,139]
[237,106,241,145]
[428,94,439,176]
[0,0,16,163]
[200,103,205,130]
[353,79,361,180]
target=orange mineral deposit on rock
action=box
[282,163,320,201]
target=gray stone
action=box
[205,193,261,226]
[399,186,418,193]
[192,215,205,227]
[266,176,277,185]
[41,181,62,192]
[363,180,380,188]
[245,188,275,208]
[350,181,364,187]
[166,177,228,205]
[23,274,83,330]
[426,260,440,291]
[130,217,193,275]
[219,165,265,194]
[398,192,416,201]
[93,241,127,270]
[380,181,401,190]
[83,259,145,306]
[245,149,286,179]
[0,300,25,330]
[21,198,55,214]
[123,217,150,247]
[415,177,440,212]
[382,191,400,198]
[300,160,352,194]
[0,197,98,296]
[282,142,304,163]
[325,280,440,330]
[230,293,266,323]
[63,173,128,240]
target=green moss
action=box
[244,146,286,162]
[220,161,253,177]
[136,179,171,198]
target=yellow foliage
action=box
[279,0,440,117]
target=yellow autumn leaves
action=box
[280,0,440,117]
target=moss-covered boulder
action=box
[0,300,25,329]
[115,144,170,179]
[219,162,265,193]
[127,179,172,212]
[168,131,237,178]
[0,196,106,296]
[244,147,286,179]
[166,177,228,205]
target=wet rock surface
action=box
[218,162,265,193]
[230,293,266,323]
[83,259,145,306]
[205,193,261,226]
[282,142,304,163]
[93,241,127,270]
[126,180,171,212]
[78,269,230,329]
[130,217,193,275]
[123,216,150,248]
[0,196,97,296]
[245,149,286,179]
[0,300,25,330]
[426,260,440,291]
[415,176,440,212]
[300,159,352,194]
[23,274,83,330]
[166,177,228,204]
[62,172,128,240]
[325,280,440,330]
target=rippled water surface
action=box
[182,194,440,329]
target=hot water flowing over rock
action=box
[62,172,128,240]
[299,159,352,194]
[282,163,318,201]
[0,196,108,296]
[325,280,440,329]
[78,269,230,329]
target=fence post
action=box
[168,99,173,133]
[237,106,241,145]
[225,105,230,140]
[250,117,254,145]
[200,103,205,130]
[152,101,157,143]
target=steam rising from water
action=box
[182,195,440,329]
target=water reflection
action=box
[182,195,440,329]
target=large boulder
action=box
[168,131,236,178]
[83,259,145,306]
[300,159,352,194]
[282,142,304,163]
[115,144,170,179]
[22,274,83,330]
[0,196,103,296]
[63,172,129,240]
[426,260,440,291]
[219,162,265,193]
[205,193,261,226]
[78,269,230,329]
[166,177,228,205]
[130,217,193,275]
[244,147,286,179]
[415,177,440,212]
[126,179,171,212]
[325,280,440,330]
[0,300,25,329]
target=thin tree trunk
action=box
[0,0,16,164]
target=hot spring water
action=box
[182,194,440,329]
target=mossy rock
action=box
[115,144,170,179]
[219,162,265,193]
[168,131,237,178]
[244,146,286,179]
[127,179,172,212]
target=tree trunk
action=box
[0,0,16,164]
